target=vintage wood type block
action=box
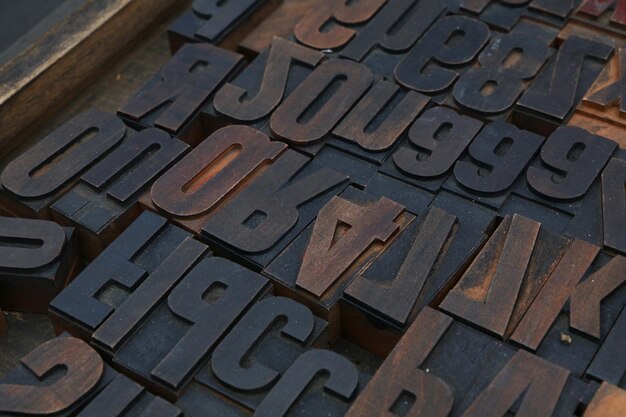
[0,217,81,313]
[293,0,384,52]
[569,48,626,148]
[344,205,487,333]
[344,307,600,417]
[602,156,626,254]
[380,106,484,192]
[311,145,380,189]
[338,0,447,79]
[0,335,116,417]
[50,128,188,260]
[394,15,490,104]
[118,43,243,144]
[514,35,614,135]
[328,80,430,164]
[443,121,544,209]
[179,296,329,412]
[360,173,435,216]
[238,0,316,57]
[582,382,626,417]
[203,38,324,133]
[449,20,557,121]
[585,305,626,388]
[269,58,374,156]
[49,211,199,340]
[510,251,625,376]
[142,125,287,234]
[100,257,271,399]
[0,110,126,219]
[264,187,414,325]
[167,0,282,53]
[440,214,578,339]
[461,0,575,30]
[201,148,350,270]
[575,0,626,36]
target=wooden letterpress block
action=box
[510,251,626,377]
[49,211,200,340]
[344,205,486,334]
[50,128,188,260]
[394,15,490,104]
[201,149,350,270]
[0,217,80,313]
[361,173,434,215]
[293,0,384,52]
[345,307,599,417]
[328,80,430,164]
[586,306,626,388]
[76,373,183,417]
[527,0,581,25]
[142,125,287,235]
[167,0,282,53]
[583,382,626,417]
[575,0,626,35]
[239,0,316,57]
[0,335,116,417]
[449,20,557,122]
[203,38,324,133]
[118,43,243,145]
[264,187,414,326]
[380,106,484,193]
[0,110,125,219]
[514,35,614,135]
[602,156,626,254]
[440,214,578,339]
[269,59,374,156]
[312,146,380,189]
[182,296,328,412]
[462,0,574,30]
[444,121,544,209]
[100,257,271,399]
[569,48,626,148]
[338,0,446,79]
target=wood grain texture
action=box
[0,0,183,157]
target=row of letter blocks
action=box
[1,0,626,416]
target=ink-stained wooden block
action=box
[118,43,243,145]
[183,296,329,411]
[264,187,414,326]
[201,148,350,270]
[344,205,487,333]
[293,0,385,52]
[328,80,430,164]
[575,0,626,36]
[0,217,81,313]
[269,58,374,156]
[141,125,287,235]
[102,257,271,400]
[585,305,625,388]
[583,382,626,417]
[49,210,199,340]
[0,110,126,219]
[602,156,626,254]
[167,0,282,53]
[462,0,574,30]
[449,20,557,121]
[569,48,626,148]
[394,15,490,104]
[0,335,116,417]
[510,251,625,377]
[361,173,435,216]
[528,0,581,26]
[345,307,599,417]
[202,38,324,133]
[443,120,544,209]
[239,0,316,57]
[514,35,614,135]
[440,214,577,339]
[76,373,183,417]
[50,128,188,260]
[379,106,484,192]
[338,0,447,79]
